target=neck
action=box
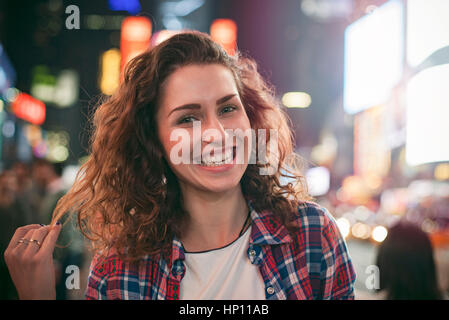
[179,183,249,252]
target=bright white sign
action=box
[407,0,449,68]
[343,0,404,114]
[406,64,449,166]
[306,166,330,196]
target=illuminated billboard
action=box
[343,0,404,114]
[407,0,449,68]
[210,19,237,56]
[405,64,449,166]
[354,105,391,179]
[306,166,330,197]
[11,93,46,125]
[120,17,152,75]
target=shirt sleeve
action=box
[85,253,109,300]
[319,207,356,300]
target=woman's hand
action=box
[3,223,62,300]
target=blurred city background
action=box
[0,0,448,300]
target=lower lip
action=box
[194,151,237,173]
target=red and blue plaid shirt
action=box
[85,200,356,300]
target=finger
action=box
[12,228,37,255]
[6,224,42,252]
[24,226,51,255]
[39,223,62,256]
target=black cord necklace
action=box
[238,209,252,237]
[184,208,252,254]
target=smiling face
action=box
[156,63,252,194]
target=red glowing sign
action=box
[120,16,152,75]
[11,93,46,125]
[210,19,237,56]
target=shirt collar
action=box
[169,198,292,267]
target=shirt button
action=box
[249,249,256,257]
[266,286,275,295]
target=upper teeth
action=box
[201,149,233,165]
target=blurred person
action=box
[0,170,18,208]
[0,170,29,237]
[31,158,65,223]
[4,32,355,300]
[0,170,29,299]
[11,162,32,195]
[376,221,443,300]
[11,162,36,225]
[31,158,86,300]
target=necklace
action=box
[183,208,252,254]
[238,209,252,237]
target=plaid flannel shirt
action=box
[85,200,356,300]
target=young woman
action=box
[4,31,355,300]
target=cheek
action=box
[157,123,174,158]
[224,110,251,130]
[159,135,177,165]
[159,128,193,168]
[228,113,252,136]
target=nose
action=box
[201,115,230,146]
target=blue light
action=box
[108,0,141,15]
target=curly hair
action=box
[51,31,312,262]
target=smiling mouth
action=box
[197,146,237,167]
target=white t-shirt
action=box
[179,226,266,300]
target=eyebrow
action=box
[168,94,237,117]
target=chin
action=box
[175,164,247,194]
[197,179,241,194]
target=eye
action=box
[177,115,198,124]
[220,105,237,115]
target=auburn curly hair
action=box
[51,31,312,262]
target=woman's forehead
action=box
[159,64,239,110]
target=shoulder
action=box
[292,201,356,299]
[289,201,353,270]
[284,201,346,258]
[290,201,339,237]
[293,201,348,253]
